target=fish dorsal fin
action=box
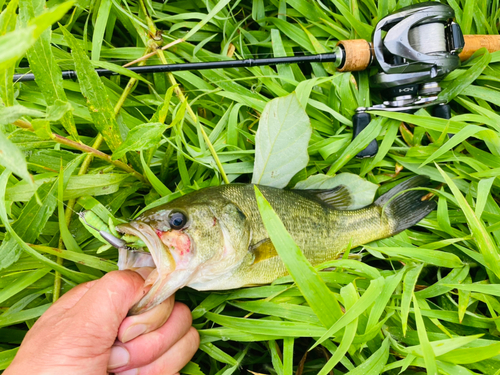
[250,238,278,264]
[294,185,352,210]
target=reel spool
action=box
[353,2,465,158]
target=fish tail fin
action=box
[375,175,436,235]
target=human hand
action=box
[5,269,199,375]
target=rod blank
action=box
[13,52,338,82]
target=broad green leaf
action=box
[0,0,18,106]
[18,0,78,140]
[0,129,33,185]
[112,123,167,160]
[252,93,311,188]
[0,105,44,125]
[254,185,343,327]
[32,119,52,140]
[45,100,73,122]
[60,26,122,151]
[0,1,73,71]
[294,173,379,210]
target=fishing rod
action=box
[13,2,500,157]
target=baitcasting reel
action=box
[352,2,465,158]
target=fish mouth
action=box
[117,221,190,315]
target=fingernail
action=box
[122,323,147,343]
[117,369,139,375]
[108,346,130,369]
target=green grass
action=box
[1,0,500,373]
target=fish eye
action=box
[169,211,187,230]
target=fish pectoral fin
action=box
[250,238,278,264]
[293,185,352,210]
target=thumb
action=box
[70,270,151,330]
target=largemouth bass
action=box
[117,175,435,315]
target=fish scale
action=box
[215,184,392,287]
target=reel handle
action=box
[432,103,451,120]
[352,112,379,158]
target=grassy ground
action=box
[1,0,500,373]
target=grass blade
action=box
[254,185,343,326]
[60,25,123,151]
[436,164,500,279]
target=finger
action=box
[32,280,99,324]
[115,327,199,375]
[118,294,175,343]
[109,303,192,372]
[53,280,97,310]
[70,269,153,331]
[37,267,153,322]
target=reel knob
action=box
[352,113,378,158]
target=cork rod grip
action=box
[336,39,372,72]
[459,35,500,61]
